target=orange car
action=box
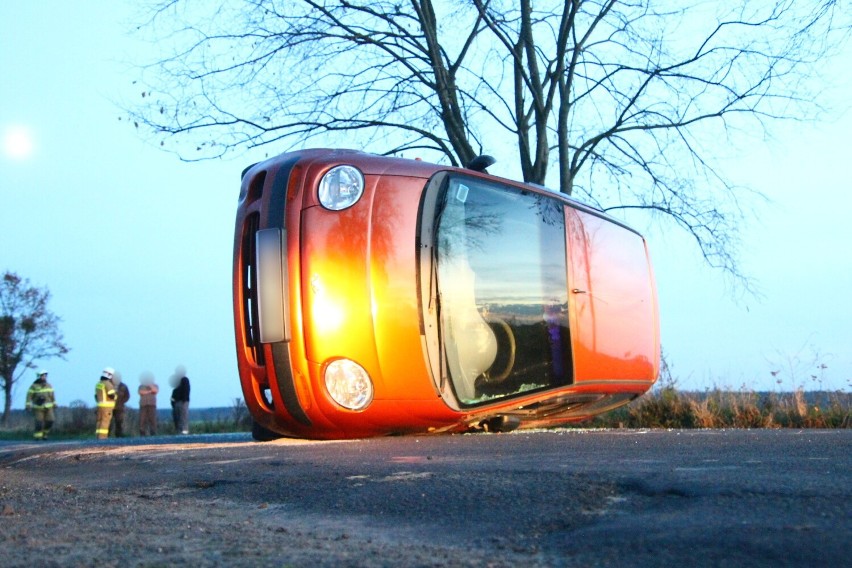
[234,149,659,440]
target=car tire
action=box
[251,420,283,442]
[479,415,521,433]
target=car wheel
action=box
[479,415,521,433]
[251,420,283,442]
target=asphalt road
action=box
[1,429,849,567]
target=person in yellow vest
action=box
[94,367,117,439]
[25,370,56,440]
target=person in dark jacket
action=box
[170,365,190,434]
[111,371,131,437]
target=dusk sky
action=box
[2,2,850,410]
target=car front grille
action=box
[241,211,265,366]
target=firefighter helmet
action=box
[36,369,48,378]
[101,367,115,380]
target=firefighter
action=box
[25,370,56,440]
[95,367,117,439]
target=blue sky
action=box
[1,2,850,409]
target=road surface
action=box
[0,429,849,566]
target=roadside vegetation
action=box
[1,365,849,439]
[585,383,850,430]
[585,355,850,429]
[0,398,253,440]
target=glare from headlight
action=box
[324,359,373,410]
[318,165,364,210]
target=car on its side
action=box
[234,149,659,440]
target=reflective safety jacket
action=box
[95,379,117,408]
[26,380,56,410]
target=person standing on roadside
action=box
[25,370,56,440]
[170,365,190,435]
[112,371,131,437]
[95,367,117,439]
[138,372,159,436]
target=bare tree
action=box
[130,0,848,281]
[0,272,69,425]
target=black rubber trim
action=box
[271,342,311,426]
[262,156,312,427]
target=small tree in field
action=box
[0,271,69,425]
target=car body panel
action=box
[566,208,660,383]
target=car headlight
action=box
[324,359,373,411]
[318,165,364,210]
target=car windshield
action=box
[433,175,572,406]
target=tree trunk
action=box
[416,0,477,167]
[558,74,573,196]
[2,380,12,426]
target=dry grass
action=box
[584,349,850,429]
[586,385,850,429]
